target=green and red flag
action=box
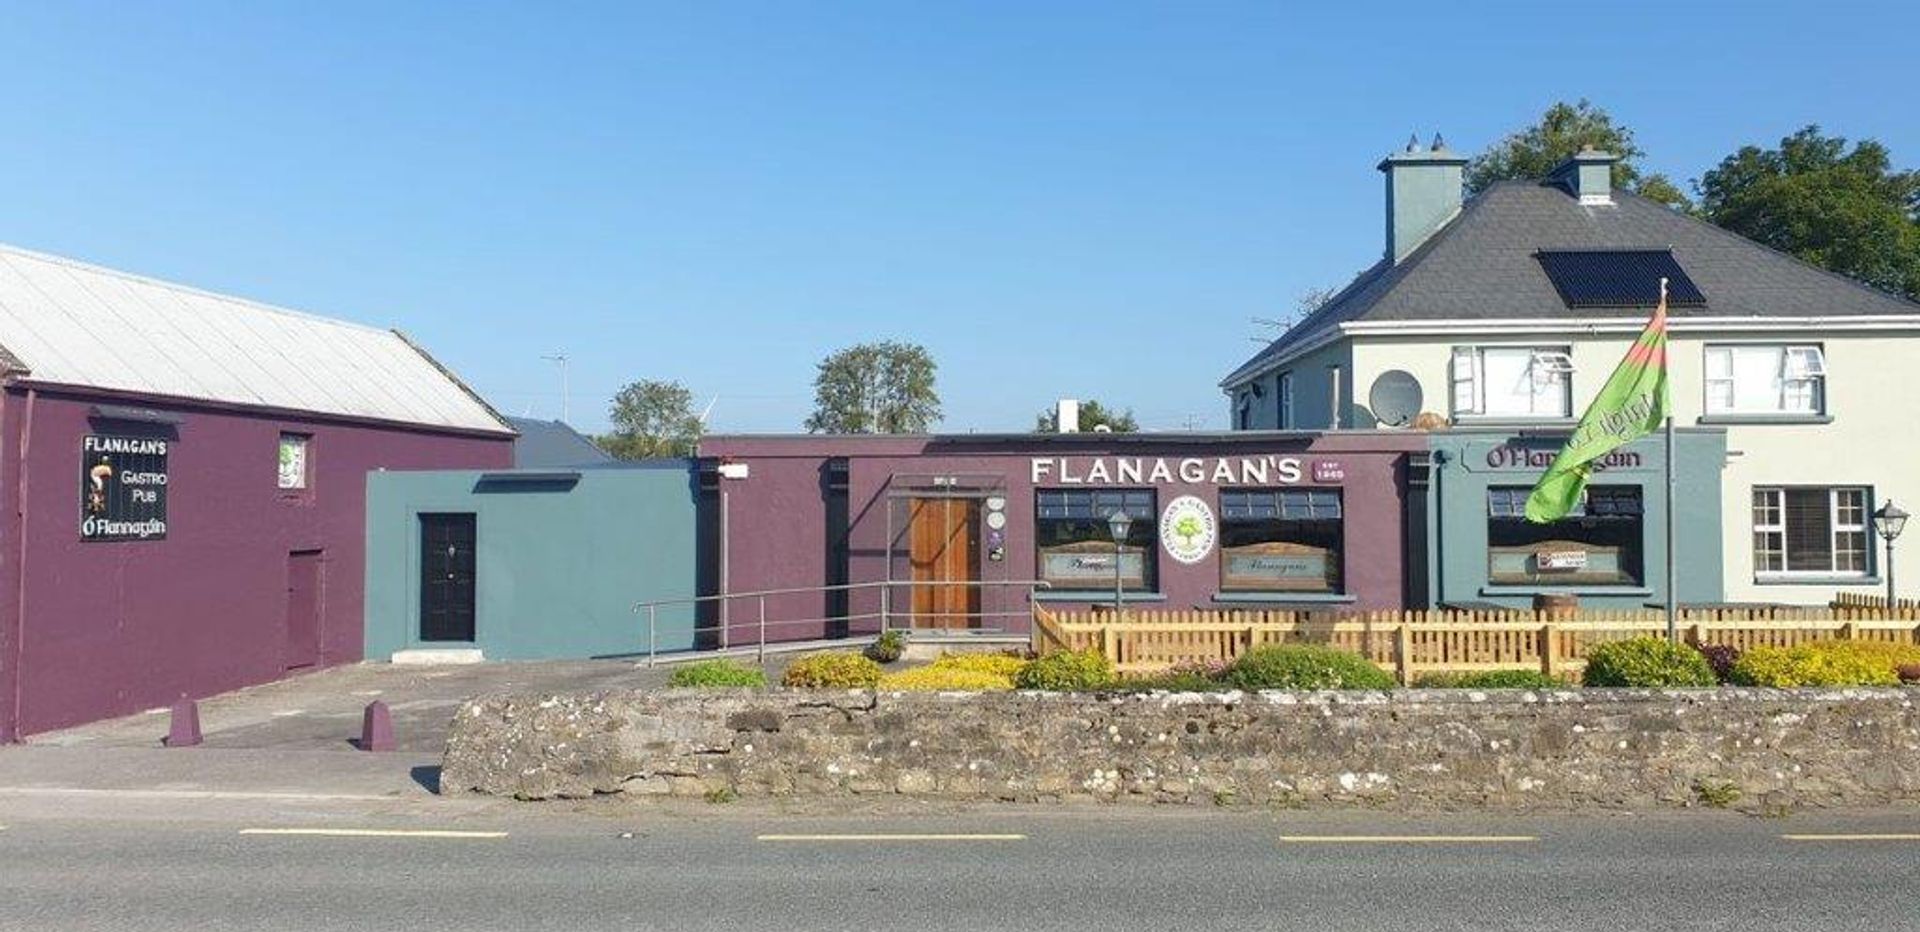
[1524,285,1672,523]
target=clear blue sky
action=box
[2,1,1913,433]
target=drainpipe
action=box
[7,387,36,741]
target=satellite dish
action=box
[1369,370,1423,427]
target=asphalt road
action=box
[5,807,1920,931]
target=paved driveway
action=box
[24,660,706,753]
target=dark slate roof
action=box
[506,416,614,468]
[1222,180,1920,386]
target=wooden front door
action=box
[284,550,324,670]
[419,513,478,642]
[909,498,980,628]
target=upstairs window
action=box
[1452,346,1573,418]
[1277,372,1294,429]
[1705,345,1826,416]
[277,434,311,490]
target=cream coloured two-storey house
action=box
[1224,140,1920,605]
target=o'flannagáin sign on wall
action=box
[79,434,169,541]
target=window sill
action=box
[1697,414,1832,426]
[1451,416,1576,429]
[1211,592,1355,604]
[1032,591,1168,604]
[1480,585,1654,597]
[1752,575,1879,587]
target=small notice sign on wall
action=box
[79,434,169,541]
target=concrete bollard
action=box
[359,700,396,752]
[163,697,202,747]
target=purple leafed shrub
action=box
[1694,643,1743,684]
[1898,663,1920,685]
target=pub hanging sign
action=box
[79,434,169,541]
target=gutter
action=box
[1221,313,1920,392]
[8,379,517,441]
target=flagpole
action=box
[1661,277,1678,644]
[1666,412,1677,642]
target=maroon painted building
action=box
[0,244,513,740]
[697,431,1427,645]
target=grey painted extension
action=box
[363,463,701,661]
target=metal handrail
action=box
[633,579,1053,666]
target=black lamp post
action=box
[1107,510,1133,616]
[1873,500,1908,606]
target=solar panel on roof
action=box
[1534,249,1706,309]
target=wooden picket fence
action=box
[1029,605,1920,684]
[1832,591,1920,612]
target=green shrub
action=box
[1118,670,1225,692]
[1413,669,1568,689]
[667,659,767,688]
[864,630,907,664]
[1223,644,1395,690]
[1728,640,1918,687]
[1581,637,1716,687]
[1014,649,1114,691]
[782,651,883,688]
[1693,778,1741,809]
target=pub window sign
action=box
[80,434,169,541]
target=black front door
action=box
[419,513,477,642]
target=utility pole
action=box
[541,353,569,423]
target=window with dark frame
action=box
[1220,489,1342,593]
[1277,372,1294,429]
[1487,485,1644,586]
[1752,487,1868,576]
[1035,489,1157,592]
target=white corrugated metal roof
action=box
[0,243,511,434]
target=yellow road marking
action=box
[0,788,393,802]
[1782,834,1920,842]
[239,828,507,839]
[1279,835,1538,844]
[757,833,1025,842]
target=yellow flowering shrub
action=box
[929,652,1030,677]
[782,652,883,688]
[1729,640,1920,688]
[876,652,1030,691]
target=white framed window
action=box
[1277,372,1294,429]
[1705,344,1826,415]
[278,434,310,490]
[1451,346,1573,418]
[1752,487,1869,577]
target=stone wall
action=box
[441,688,1920,810]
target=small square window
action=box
[278,434,310,490]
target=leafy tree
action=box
[1034,399,1140,433]
[805,341,941,434]
[596,378,702,458]
[1698,126,1920,300]
[1466,99,1691,209]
